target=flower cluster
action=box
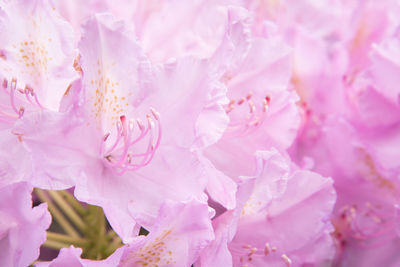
[1,0,399,266]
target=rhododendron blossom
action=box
[1,0,399,266]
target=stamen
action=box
[103,133,111,142]
[18,107,24,117]
[102,109,162,175]
[150,107,160,120]
[136,118,145,131]
[248,247,257,257]
[104,121,123,155]
[281,254,292,267]
[248,100,255,113]
[231,242,288,266]
[2,79,7,90]
[264,242,270,256]
[335,203,397,248]
[0,77,44,123]
[224,93,271,136]
[9,78,20,114]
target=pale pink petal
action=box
[136,57,220,148]
[73,146,208,241]
[138,0,242,62]
[12,110,94,189]
[78,13,147,134]
[199,154,237,210]
[36,245,124,267]
[0,130,32,187]
[118,199,214,266]
[0,182,51,267]
[0,0,77,110]
[369,37,400,106]
[228,150,336,267]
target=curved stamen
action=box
[337,204,398,248]
[0,77,44,123]
[125,116,162,170]
[224,92,271,136]
[102,108,162,175]
[9,78,20,115]
[229,242,290,266]
[104,121,123,155]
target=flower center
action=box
[333,202,397,249]
[230,242,292,267]
[224,92,270,136]
[0,76,43,125]
[100,108,161,175]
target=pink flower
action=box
[198,149,336,267]
[21,13,222,240]
[0,0,79,189]
[38,199,214,267]
[202,13,300,209]
[0,182,51,267]
[0,0,77,111]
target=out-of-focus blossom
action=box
[201,10,300,209]
[0,182,51,267]
[308,117,400,267]
[198,149,336,267]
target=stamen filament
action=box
[102,109,162,175]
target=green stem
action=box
[47,232,89,247]
[105,236,123,255]
[34,189,80,238]
[42,239,70,250]
[93,207,106,258]
[106,230,117,239]
[58,190,87,215]
[48,190,86,232]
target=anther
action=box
[248,101,255,113]
[281,254,292,267]
[147,116,155,129]
[136,119,144,131]
[11,78,16,89]
[18,107,24,117]
[238,98,246,105]
[103,133,110,141]
[248,247,257,256]
[263,99,269,112]
[150,107,160,120]
[264,243,271,256]
[246,92,253,100]
[265,95,271,104]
